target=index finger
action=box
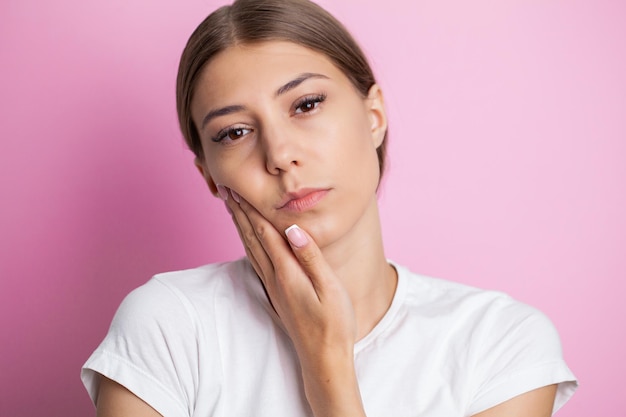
[284,224,335,294]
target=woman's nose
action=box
[262,127,301,175]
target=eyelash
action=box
[210,92,328,143]
[293,93,327,115]
[211,125,251,143]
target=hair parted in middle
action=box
[176,0,388,178]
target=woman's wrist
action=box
[300,351,366,417]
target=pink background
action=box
[1,0,624,415]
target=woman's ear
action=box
[366,84,387,148]
[194,157,219,197]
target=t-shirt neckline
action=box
[241,257,409,355]
[353,260,408,354]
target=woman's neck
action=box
[321,198,398,341]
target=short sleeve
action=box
[467,299,578,415]
[81,278,202,417]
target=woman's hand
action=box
[221,186,366,417]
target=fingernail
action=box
[216,184,228,201]
[231,190,241,203]
[224,202,233,215]
[285,224,308,248]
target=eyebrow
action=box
[201,105,246,130]
[200,72,329,130]
[275,72,329,97]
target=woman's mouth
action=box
[278,189,330,212]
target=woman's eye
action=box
[294,94,326,115]
[212,126,252,143]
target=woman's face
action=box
[191,41,386,249]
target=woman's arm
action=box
[471,384,557,417]
[225,190,366,417]
[96,376,162,417]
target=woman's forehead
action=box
[199,42,341,90]
[192,41,349,111]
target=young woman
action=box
[82,0,577,416]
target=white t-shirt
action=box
[82,259,577,416]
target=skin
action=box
[95,41,557,416]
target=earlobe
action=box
[194,157,218,197]
[366,84,387,148]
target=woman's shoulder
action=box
[150,257,253,290]
[81,260,257,416]
[136,257,255,298]
[112,258,261,329]
[388,262,577,413]
[165,256,251,285]
[391,261,561,347]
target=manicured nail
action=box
[231,190,241,203]
[224,202,233,215]
[285,224,308,248]
[216,184,228,201]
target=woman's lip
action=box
[278,189,330,212]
